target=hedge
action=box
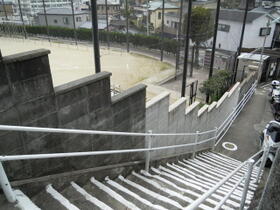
[0,24,179,54]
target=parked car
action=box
[259,121,280,167]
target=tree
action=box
[200,70,232,103]
[184,7,214,67]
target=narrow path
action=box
[215,85,274,162]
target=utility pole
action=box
[42,0,50,42]
[232,0,249,83]
[105,0,110,48]
[206,0,221,103]
[90,0,101,73]
[175,0,184,79]
[125,0,129,52]
[160,0,165,61]
[146,0,150,36]
[70,0,78,45]
[181,0,192,97]
[17,0,27,39]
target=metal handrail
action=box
[185,149,267,210]
[184,157,257,210]
[215,82,257,146]
[0,81,257,205]
[0,124,215,137]
[217,82,256,133]
[0,136,217,162]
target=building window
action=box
[218,24,230,32]
[54,19,58,23]
[167,20,169,24]
[259,27,271,36]
[158,12,161,20]
[76,16,82,22]
[63,17,69,25]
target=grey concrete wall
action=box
[145,92,169,159]
[146,73,256,160]
[0,49,146,181]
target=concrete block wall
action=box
[0,49,146,180]
[145,92,169,159]
[146,75,256,160]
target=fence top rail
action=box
[0,125,216,137]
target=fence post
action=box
[145,130,153,172]
[256,146,270,183]
[0,162,16,203]
[192,131,199,158]
[240,159,254,210]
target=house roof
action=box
[97,0,120,5]
[79,20,107,29]
[219,9,265,23]
[142,1,179,11]
[238,53,269,61]
[38,8,88,15]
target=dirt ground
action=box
[0,37,176,101]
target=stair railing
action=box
[184,150,264,210]
[0,81,257,204]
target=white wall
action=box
[215,15,276,51]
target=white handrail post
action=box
[256,146,270,183]
[212,127,218,151]
[192,131,199,159]
[145,130,153,172]
[240,159,254,210]
[0,162,17,203]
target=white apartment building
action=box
[15,0,81,16]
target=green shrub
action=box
[200,70,232,103]
[0,24,179,54]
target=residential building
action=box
[16,0,76,16]
[80,0,120,16]
[96,0,120,16]
[37,8,89,28]
[163,11,179,38]
[213,8,280,51]
[134,0,179,32]
[0,1,15,18]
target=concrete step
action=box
[0,194,19,210]
[3,151,262,210]
[59,182,110,210]
[32,185,73,210]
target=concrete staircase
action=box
[7,152,262,210]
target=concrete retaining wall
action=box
[0,49,146,180]
[146,74,256,160]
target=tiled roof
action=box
[219,9,265,23]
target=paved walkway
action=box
[215,85,274,162]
